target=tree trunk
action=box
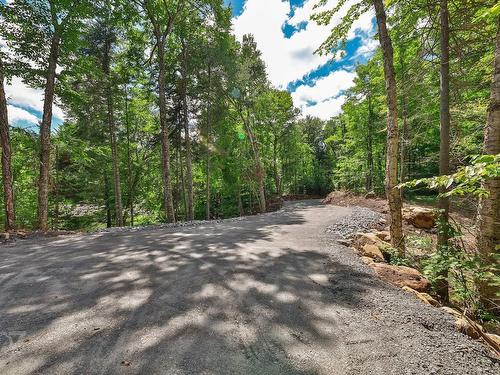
[104,38,123,227]
[437,0,451,301]
[366,94,374,192]
[399,45,409,190]
[206,65,211,220]
[237,180,244,217]
[178,122,188,219]
[181,42,194,221]
[104,174,112,228]
[157,38,175,223]
[53,145,59,231]
[0,57,16,231]
[244,115,266,213]
[273,135,281,196]
[37,34,60,231]
[124,84,134,226]
[373,0,405,254]
[476,16,500,312]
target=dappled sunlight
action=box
[0,201,381,374]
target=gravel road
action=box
[0,200,497,374]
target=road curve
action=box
[0,200,497,374]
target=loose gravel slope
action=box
[0,200,497,374]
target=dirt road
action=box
[0,201,497,374]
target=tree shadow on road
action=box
[0,201,384,374]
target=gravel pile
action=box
[326,206,382,238]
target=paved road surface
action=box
[0,201,497,374]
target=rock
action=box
[485,333,500,348]
[370,263,431,292]
[403,207,436,229]
[455,318,481,339]
[418,292,440,307]
[360,244,385,262]
[441,306,462,319]
[352,232,391,261]
[0,232,10,241]
[440,307,487,340]
[360,256,375,265]
[402,286,440,307]
[374,230,390,242]
[352,232,383,249]
[336,239,351,247]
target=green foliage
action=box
[406,234,433,252]
[421,219,499,316]
[311,0,371,56]
[399,154,500,198]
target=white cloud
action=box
[7,105,39,125]
[292,69,356,107]
[5,76,65,122]
[301,95,346,119]
[354,36,379,58]
[232,0,376,120]
[233,0,374,87]
[233,0,333,88]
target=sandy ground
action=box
[0,200,497,374]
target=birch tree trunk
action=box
[373,0,405,254]
[0,57,15,231]
[37,33,60,231]
[437,0,451,301]
[476,16,500,312]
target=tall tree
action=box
[476,15,500,312]
[0,54,16,231]
[372,0,405,254]
[231,35,268,213]
[137,0,185,223]
[313,0,404,253]
[103,26,124,227]
[180,39,194,221]
[437,0,451,301]
[2,0,90,230]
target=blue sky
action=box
[227,0,377,119]
[5,0,377,127]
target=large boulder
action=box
[352,232,391,261]
[403,207,436,229]
[370,263,431,292]
[359,244,385,262]
[352,232,383,248]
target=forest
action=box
[0,0,499,324]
